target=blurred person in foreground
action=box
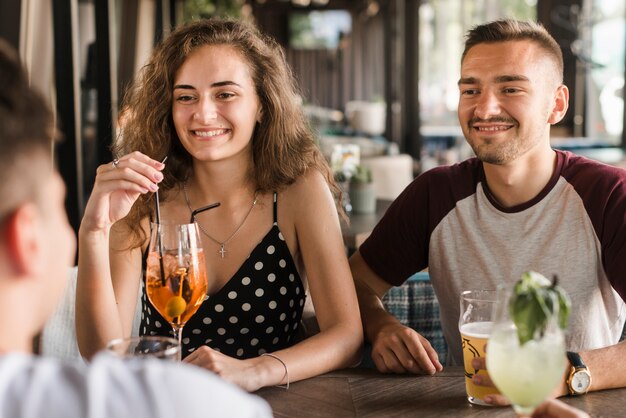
[350,18,626,403]
[0,38,271,418]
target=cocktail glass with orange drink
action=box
[145,222,208,359]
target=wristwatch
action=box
[566,351,592,395]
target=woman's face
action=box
[171,44,262,164]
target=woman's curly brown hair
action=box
[115,19,343,247]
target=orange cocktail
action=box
[146,222,208,358]
[146,249,207,326]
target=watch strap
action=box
[567,351,586,369]
[566,351,591,395]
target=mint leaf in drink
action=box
[509,271,571,345]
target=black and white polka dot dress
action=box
[140,192,306,359]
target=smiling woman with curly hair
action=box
[75,18,362,392]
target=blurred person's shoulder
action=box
[0,352,272,418]
[88,353,274,418]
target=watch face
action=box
[572,371,591,393]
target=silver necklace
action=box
[183,181,257,259]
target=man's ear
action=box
[548,84,569,125]
[5,203,43,276]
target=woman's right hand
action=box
[81,151,165,233]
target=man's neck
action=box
[482,146,557,208]
[0,323,35,353]
[0,286,38,355]
[0,340,32,355]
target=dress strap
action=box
[273,192,278,224]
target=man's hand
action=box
[470,356,510,405]
[349,253,442,375]
[370,322,443,375]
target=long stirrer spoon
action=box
[155,156,168,286]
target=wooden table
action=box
[257,367,625,417]
[341,199,392,251]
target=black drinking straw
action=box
[190,202,221,223]
[155,157,168,285]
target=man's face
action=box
[457,40,564,165]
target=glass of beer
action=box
[459,289,499,405]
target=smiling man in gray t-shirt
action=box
[350,19,626,402]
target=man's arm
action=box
[349,251,443,374]
[556,340,626,396]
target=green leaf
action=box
[509,271,571,345]
[556,285,572,329]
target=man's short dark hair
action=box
[0,39,55,220]
[461,19,564,83]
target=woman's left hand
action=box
[184,346,263,392]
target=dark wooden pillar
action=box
[94,0,114,167]
[383,0,406,147]
[52,0,81,235]
[623,25,626,150]
[405,0,420,159]
[537,0,583,137]
[0,0,21,50]
[118,0,139,99]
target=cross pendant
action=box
[218,244,226,258]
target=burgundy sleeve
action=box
[563,152,626,303]
[359,161,479,287]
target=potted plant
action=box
[334,170,352,213]
[348,165,376,214]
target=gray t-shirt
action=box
[0,352,272,418]
[361,150,626,365]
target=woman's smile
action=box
[192,128,231,139]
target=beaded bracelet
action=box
[261,353,290,390]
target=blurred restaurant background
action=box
[0,0,624,234]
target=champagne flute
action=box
[145,221,208,359]
[486,286,566,416]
